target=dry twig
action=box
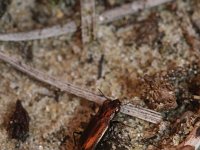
[0,51,106,105]
[121,103,162,124]
[0,51,162,124]
[98,0,173,24]
[0,21,77,41]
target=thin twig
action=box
[0,21,77,41]
[0,51,162,123]
[0,51,106,105]
[0,0,173,41]
[121,103,162,124]
[98,0,173,24]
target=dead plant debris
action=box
[7,100,30,142]
[141,63,200,111]
[141,63,200,149]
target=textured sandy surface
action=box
[0,0,200,150]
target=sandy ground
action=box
[0,0,200,150]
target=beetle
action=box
[78,99,121,150]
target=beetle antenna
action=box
[98,89,112,100]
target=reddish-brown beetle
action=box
[78,99,121,150]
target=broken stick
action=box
[0,21,77,41]
[98,0,174,24]
[0,51,106,105]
